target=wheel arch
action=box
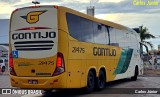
[98,67,106,80]
[85,67,97,86]
[98,66,107,77]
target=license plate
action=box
[28,80,38,84]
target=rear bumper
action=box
[10,73,67,89]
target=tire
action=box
[131,67,138,81]
[96,70,106,90]
[85,70,95,93]
[1,66,5,72]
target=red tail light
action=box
[9,54,17,76]
[53,52,65,76]
[9,54,13,67]
[53,5,58,9]
[57,57,62,67]
[30,6,40,8]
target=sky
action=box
[0,0,160,50]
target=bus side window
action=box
[108,27,119,46]
[66,13,82,41]
[80,18,94,43]
[93,23,108,45]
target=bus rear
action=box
[9,6,66,89]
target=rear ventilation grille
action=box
[14,40,54,51]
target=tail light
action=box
[9,54,17,76]
[53,52,65,76]
[53,5,58,9]
[30,6,40,8]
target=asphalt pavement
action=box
[0,63,160,97]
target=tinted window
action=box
[80,18,94,42]
[93,23,108,44]
[115,29,126,48]
[66,13,109,44]
[66,13,81,41]
[109,27,115,42]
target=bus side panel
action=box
[58,8,70,88]
[96,46,121,82]
[66,40,83,88]
[68,39,123,87]
[67,60,82,88]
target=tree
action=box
[139,25,155,49]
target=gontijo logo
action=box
[21,10,47,24]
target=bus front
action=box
[9,6,66,89]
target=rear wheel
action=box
[85,70,95,93]
[96,70,106,90]
[1,66,5,72]
[131,67,138,81]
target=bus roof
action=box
[59,6,133,32]
[12,5,136,33]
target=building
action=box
[0,19,9,43]
[86,6,95,16]
[0,19,9,71]
[158,45,160,51]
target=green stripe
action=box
[113,48,133,75]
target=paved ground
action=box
[1,76,159,97]
[143,63,160,77]
[0,64,160,97]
